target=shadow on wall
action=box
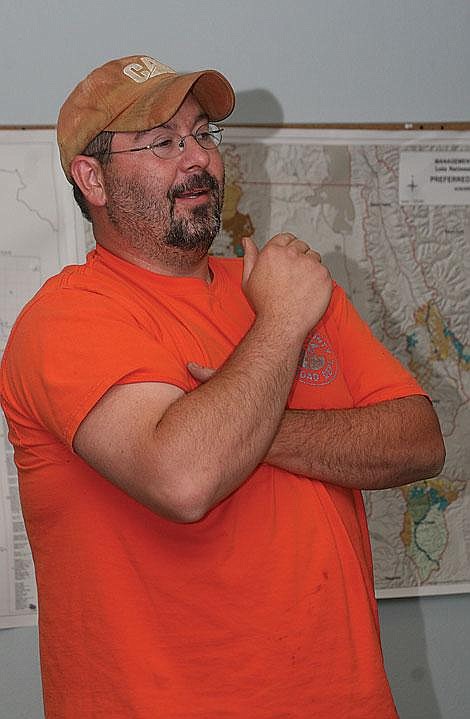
[379,598,441,719]
[218,88,284,258]
[230,88,284,125]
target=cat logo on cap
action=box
[123,57,175,83]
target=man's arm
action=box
[73,235,333,523]
[188,295,446,490]
[187,363,446,489]
[264,396,445,489]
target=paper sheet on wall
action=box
[0,131,85,629]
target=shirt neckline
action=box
[92,244,227,297]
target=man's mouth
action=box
[169,172,220,205]
[174,188,210,200]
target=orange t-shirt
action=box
[1,245,424,718]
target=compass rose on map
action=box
[407,175,418,192]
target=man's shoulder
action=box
[4,252,139,358]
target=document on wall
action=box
[0,130,86,628]
[399,151,470,205]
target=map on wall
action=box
[0,129,468,629]
[218,127,470,598]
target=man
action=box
[0,55,445,718]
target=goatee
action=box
[165,171,223,253]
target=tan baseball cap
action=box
[57,54,236,182]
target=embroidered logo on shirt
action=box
[296,330,338,386]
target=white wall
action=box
[2,0,470,126]
[1,2,469,718]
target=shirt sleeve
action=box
[3,288,191,448]
[330,285,427,407]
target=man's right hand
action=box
[242,233,333,340]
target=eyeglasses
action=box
[108,123,224,160]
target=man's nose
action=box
[177,135,211,170]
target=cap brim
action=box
[105,70,235,133]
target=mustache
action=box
[168,171,221,202]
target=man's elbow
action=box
[401,425,446,485]
[146,486,211,524]
[380,420,446,489]
[146,467,220,524]
[421,431,446,479]
[409,398,446,481]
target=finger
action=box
[268,232,298,247]
[187,362,216,383]
[242,237,259,286]
[305,248,322,262]
[268,234,316,257]
[286,239,312,255]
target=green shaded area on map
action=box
[400,478,465,582]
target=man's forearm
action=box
[153,318,304,519]
[264,396,445,489]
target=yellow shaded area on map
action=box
[222,182,254,257]
[414,301,470,367]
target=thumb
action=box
[242,237,258,286]
[187,362,216,383]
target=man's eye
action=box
[196,126,211,138]
[152,137,174,149]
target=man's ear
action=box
[70,155,108,209]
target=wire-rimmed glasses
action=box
[108,123,224,160]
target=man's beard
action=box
[104,168,223,260]
[165,172,223,252]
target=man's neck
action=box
[95,237,212,283]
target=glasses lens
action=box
[150,133,179,159]
[149,124,223,158]
[196,124,223,150]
